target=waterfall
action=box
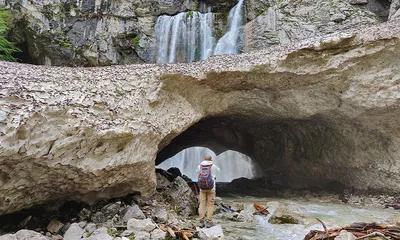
[157,147,257,182]
[155,11,214,64]
[213,0,245,55]
[154,0,245,63]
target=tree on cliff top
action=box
[0,8,18,61]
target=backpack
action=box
[198,165,214,190]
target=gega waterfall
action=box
[154,0,245,64]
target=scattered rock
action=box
[84,223,97,233]
[150,228,167,240]
[153,207,168,223]
[90,212,106,224]
[127,218,156,232]
[63,223,84,240]
[46,219,64,234]
[78,208,92,221]
[121,205,145,222]
[132,231,151,240]
[102,202,121,218]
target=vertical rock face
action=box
[244,0,378,52]
[1,0,391,66]
[1,20,400,215]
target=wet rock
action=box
[127,218,156,232]
[150,228,167,240]
[196,225,225,239]
[121,204,145,222]
[268,205,304,224]
[64,223,84,240]
[46,219,64,234]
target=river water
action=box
[213,196,400,240]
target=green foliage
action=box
[129,235,135,240]
[0,8,19,61]
[58,39,73,48]
[131,35,141,48]
[186,11,194,19]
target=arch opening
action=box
[156,113,395,195]
[156,147,261,182]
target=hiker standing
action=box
[197,154,220,228]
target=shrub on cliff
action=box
[0,8,18,61]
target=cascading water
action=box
[213,0,245,55]
[155,11,214,64]
[157,147,257,182]
[154,0,245,63]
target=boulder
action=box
[127,218,156,232]
[150,228,167,240]
[268,205,305,224]
[46,219,64,234]
[121,204,146,222]
[63,223,84,240]
[0,230,48,240]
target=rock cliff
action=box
[1,19,399,214]
[0,0,396,66]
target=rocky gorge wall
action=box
[1,19,400,215]
[1,0,400,66]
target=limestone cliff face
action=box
[1,20,400,214]
[0,0,393,66]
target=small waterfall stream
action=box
[154,0,245,63]
[213,0,245,55]
[157,147,257,182]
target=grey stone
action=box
[153,207,168,223]
[121,204,145,222]
[46,219,64,233]
[196,225,225,239]
[102,202,122,217]
[86,233,113,240]
[150,229,167,240]
[120,230,135,237]
[85,223,97,233]
[132,231,151,240]
[0,234,17,240]
[78,208,92,221]
[348,0,368,5]
[331,13,347,22]
[64,223,85,240]
[92,227,108,235]
[91,212,106,224]
[15,230,48,240]
[78,221,87,228]
[127,218,156,232]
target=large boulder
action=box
[1,20,400,215]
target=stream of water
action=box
[215,197,400,240]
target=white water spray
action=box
[157,147,257,182]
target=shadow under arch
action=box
[157,147,261,182]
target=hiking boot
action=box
[205,220,215,228]
[199,219,205,228]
